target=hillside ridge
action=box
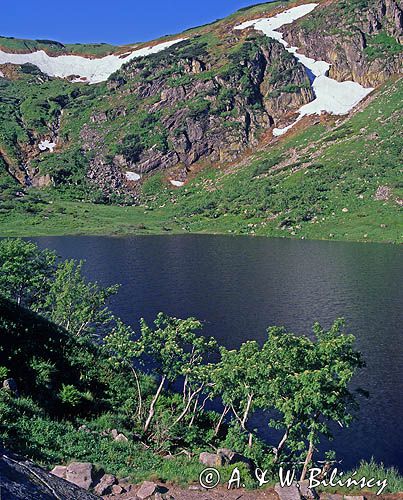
[0,0,401,242]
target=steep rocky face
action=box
[79,34,313,199]
[284,0,402,87]
[0,0,401,205]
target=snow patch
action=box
[39,140,56,152]
[0,70,4,78]
[235,4,374,136]
[125,171,141,181]
[170,180,184,187]
[0,38,186,84]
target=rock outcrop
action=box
[80,33,314,199]
[0,448,97,499]
[0,0,401,203]
[284,0,402,87]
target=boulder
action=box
[93,473,116,496]
[115,433,129,443]
[50,465,67,479]
[3,378,18,395]
[319,495,343,500]
[136,480,158,499]
[199,452,224,467]
[1,449,97,500]
[299,480,319,499]
[112,484,125,494]
[344,497,366,500]
[275,482,302,500]
[217,448,253,469]
[155,493,175,500]
[66,462,94,490]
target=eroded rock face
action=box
[283,0,402,87]
[81,34,314,200]
[0,449,97,500]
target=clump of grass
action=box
[320,459,403,495]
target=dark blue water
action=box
[32,235,403,471]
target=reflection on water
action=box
[33,235,403,471]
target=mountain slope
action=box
[0,0,401,242]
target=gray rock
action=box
[66,462,94,490]
[319,495,343,500]
[136,480,158,499]
[50,465,67,479]
[3,378,18,395]
[188,484,204,490]
[217,448,253,469]
[344,496,366,500]
[199,452,224,467]
[275,482,302,500]
[115,432,129,443]
[93,473,116,495]
[0,448,97,499]
[155,493,175,500]
[112,484,125,494]
[374,185,392,201]
[299,480,319,499]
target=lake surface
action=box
[32,235,403,471]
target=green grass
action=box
[364,32,403,60]
[319,460,403,496]
[0,35,118,56]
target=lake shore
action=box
[1,199,401,244]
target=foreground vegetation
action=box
[0,238,402,494]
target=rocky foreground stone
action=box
[2,448,401,499]
[0,448,97,499]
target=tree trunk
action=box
[241,394,253,430]
[144,375,166,433]
[188,393,200,427]
[171,386,203,427]
[274,426,291,462]
[214,405,230,436]
[300,436,315,482]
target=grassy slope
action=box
[1,77,401,243]
[0,35,119,56]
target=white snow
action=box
[170,180,184,187]
[0,70,4,78]
[125,171,141,181]
[235,4,374,136]
[38,140,56,152]
[0,38,186,84]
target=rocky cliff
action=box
[0,0,401,204]
[81,33,313,199]
[284,0,403,87]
